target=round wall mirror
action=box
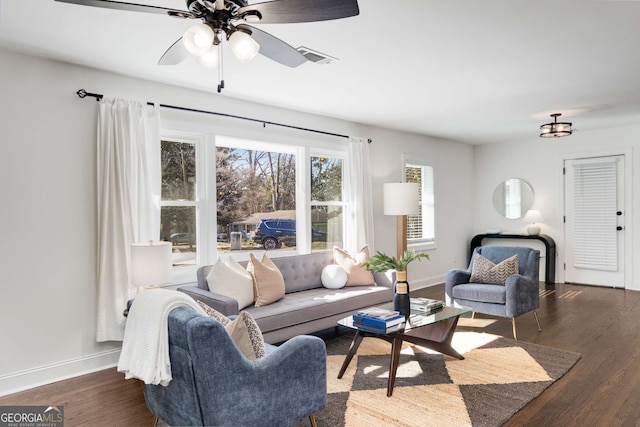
[492,178,534,219]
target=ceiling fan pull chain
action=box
[217,43,225,93]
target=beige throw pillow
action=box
[333,245,375,286]
[197,301,266,360]
[246,253,286,307]
[470,253,519,285]
[205,256,255,310]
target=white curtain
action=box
[96,98,160,342]
[348,136,374,252]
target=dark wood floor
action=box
[1,282,639,426]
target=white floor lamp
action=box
[383,182,419,260]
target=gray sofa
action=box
[179,251,394,344]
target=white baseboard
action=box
[409,274,446,291]
[0,348,122,397]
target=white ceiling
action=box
[1,0,640,144]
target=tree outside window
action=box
[216,146,296,252]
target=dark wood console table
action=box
[470,234,556,284]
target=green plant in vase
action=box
[362,250,430,318]
[362,250,430,279]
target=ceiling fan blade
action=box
[54,0,194,18]
[238,0,359,24]
[158,37,190,65]
[240,25,307,68]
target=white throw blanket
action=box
[117,288,206,386]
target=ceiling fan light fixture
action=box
[198,45,219,68]
[228,28,260,63]
[182,23,215,56]
[540,113,573,138]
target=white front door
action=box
[564,155,625,287]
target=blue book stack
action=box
[352,306,406,330]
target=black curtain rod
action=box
[76,89,372,143]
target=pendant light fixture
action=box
[540,113,573,138]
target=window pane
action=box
[406,164,435,242]
[311,156,343,201]
[216,146,296,252]
[161,206,197,266]
[406,165,423,240]
[161,140,196,201]
[311,206,343,251]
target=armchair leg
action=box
[512,318,517,341]
[309,414,318,427]
[533,310,541,331]
[152,416,159,427]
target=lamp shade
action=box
[131,241,173,287]
[523,209,544,224]
[182,23,215,56]
[228,29,260,63]
[198,45,219,68]
[383,182,419,215]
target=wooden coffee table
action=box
[337,304,472,396]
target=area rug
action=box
[293,331,581,427]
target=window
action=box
[216,144,297,253]
[310,155,345,251]
[160,139,198,267]
[405,163,435,247]
[159,131,352,279]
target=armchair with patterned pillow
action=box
[445,246,542,340]
[143,304,327,427]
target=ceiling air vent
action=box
[296,47,338,65]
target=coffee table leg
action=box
[387,337,403,397]
[338,330,364,379]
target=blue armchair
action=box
[445,246,541,340]
[143,306,327,427]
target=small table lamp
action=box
[383,182,419,259]
[131,241,173,292]
[523,210,544,235]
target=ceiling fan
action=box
[56,0,359,91]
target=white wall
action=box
[473,126,639,289]
[0,47,475,394]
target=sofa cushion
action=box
[198,301,265,360]
[470,253,519,285]
[247,253,286,307]
[245,285,392,333]
[321,264,348,289]
[333,245,375,286]
[206,256,254,309]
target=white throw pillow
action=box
[206,256,255,310]
[321,264,348,289]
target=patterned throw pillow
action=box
[333,245,376,286]
[197,300,231,326]
[205,256,255,310]
[197,301,265,360]
[470,253,519,285]
[246,253,286,307]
